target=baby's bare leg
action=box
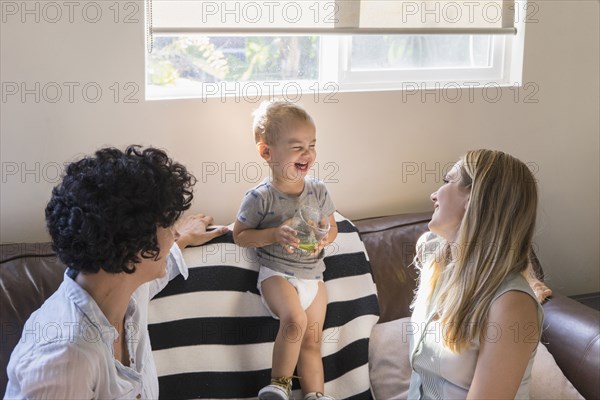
[297,282,328,395]
[261,276,307,378]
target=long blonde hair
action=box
[414,149,538,352]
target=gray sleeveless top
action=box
[407,241,544,399]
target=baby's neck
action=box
[271,175,305,196]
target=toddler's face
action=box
[267,123,317,183]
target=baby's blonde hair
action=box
[252,100,314,145]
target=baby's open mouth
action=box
[295,162,309,172]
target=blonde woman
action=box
[408,149,546,399]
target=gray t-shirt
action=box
[237,177,336,279]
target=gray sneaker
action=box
[258,377,293,400]
[304,392,336,400]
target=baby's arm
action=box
[324,214,338,245]
[233,220,299,253]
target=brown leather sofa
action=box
[2,213,599,399]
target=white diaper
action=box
[257,266,321,319]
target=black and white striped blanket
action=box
[148,213,379,399]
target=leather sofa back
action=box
[353,212,432,323]
[0,243,66,394]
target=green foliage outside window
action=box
[147,36,320,85]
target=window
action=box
[145,1,526,100]
[146,35,323,100]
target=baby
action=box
[233,100,338,400]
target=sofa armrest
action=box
[542,293,600,400]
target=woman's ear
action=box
[257,142,270,161]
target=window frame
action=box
[333,35,506,91]
[145,4,526,100]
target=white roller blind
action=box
[149,0,517,35]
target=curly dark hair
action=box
[45,145,196,274]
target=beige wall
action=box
[1,1,598,296]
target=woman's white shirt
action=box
[5,243,188,399]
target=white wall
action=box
[1,1,598,296]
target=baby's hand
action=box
[310,233,329,256]
[275,221,299,254]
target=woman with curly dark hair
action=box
[5,145,228,399]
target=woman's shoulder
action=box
[25,282,82,329]
[494,272,537,302]
[488,287,541,329]
[490,273,544,328]
[23,279,109,347]
[416,231,442,263]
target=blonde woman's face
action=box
[428,161,471,241]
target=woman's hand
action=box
[174,214,228,249]
[524,265,552,303]
[530,278,553,303]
